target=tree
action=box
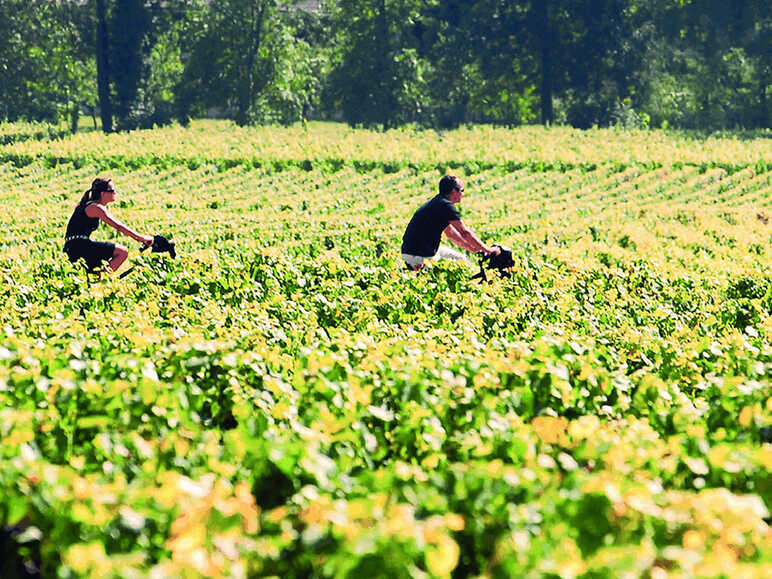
[534,0,650,128]
[93,0,204,131]
[177,0,316,125]
[744,1,771,127]
[413,0,540,127]
[635,0,770,129]
[110,0,149,130]
[325,0,428,128]
[463,0,538,125]
[262,4,330,123]
[96,0,113,132]
[535,0,553,124]
[0,0,95,128]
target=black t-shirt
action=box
[65,202,100,239]
[401,194,461,257]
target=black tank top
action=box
[65,202,100,240]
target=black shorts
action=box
[64,239,116,271]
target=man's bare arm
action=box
[445,220,498,254]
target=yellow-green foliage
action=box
[0,121,770,577]
[2,119,771,168]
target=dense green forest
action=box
[0,0,769,132]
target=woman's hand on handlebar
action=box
[137,234,153,246]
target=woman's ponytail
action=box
[78,177,112,206]
[78,187,94,206]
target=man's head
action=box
[439,175,464,203]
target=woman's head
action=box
[79,177,115,206]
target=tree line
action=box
[0,0,769,132]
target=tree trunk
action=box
[113,0,149,130]
[96,0,113,133]
[760,65,769,128]
[378,0,391,129]
[537,0,553,125]
[237,1,265,125]
[70,104,79,134]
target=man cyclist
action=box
[401,175,499,271]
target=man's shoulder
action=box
[425,194,454,208]
[433,195,459,214]
[410,194,457,221]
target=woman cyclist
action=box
[63,177,153,274]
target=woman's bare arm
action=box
[85,204,152,245]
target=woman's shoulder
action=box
[73,200,99,209]
[84,202,106,216]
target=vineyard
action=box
[0,120,770,577]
